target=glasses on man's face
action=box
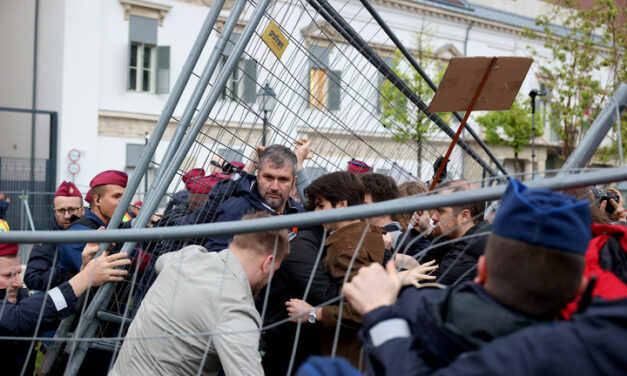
[53,207,82,216]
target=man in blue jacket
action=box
[24,181,85,291]
[204,145,304,252]
[59,170,128,274]
[343,179,591,376]
[0,242,130,375]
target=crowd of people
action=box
[0,140,626,375]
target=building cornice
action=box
[119,0,172,26]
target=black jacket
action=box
[434,298,627,376]
[428,221,491,286]
[360,282,539,376]
[0,283,77,375]
[258,226,338,375]
[204,174,303,252]
[24,219,73,291]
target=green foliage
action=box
[523,0,626,161]
[475,97,543,165]
[379,26,447,176]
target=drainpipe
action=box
[30,0,39,193]
[464,21,474,56]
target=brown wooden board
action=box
[428,56,533,112]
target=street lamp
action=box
[257,82,277,146]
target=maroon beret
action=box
[85,189,92,204]
[186,172,230,194]
[90,170,128,188]
[182,168,205,184]
[133,200,143,207]
[55,181,83,198]
[0,243,18,257]
[230,161,245,170]
[347,159,372,174]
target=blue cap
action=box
[492,179,591,255]
[296,356,361,376]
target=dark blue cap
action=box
[492,179,591,255]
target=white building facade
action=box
[0,0,596,199]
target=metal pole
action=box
[64,0,268,372]
[2,167,625,245]
[262,109,268,146]
[306,0,501,178]
[61,1,227,372]
[559,83,627,175]
[359,0,508,176]
[142,0,241,206]
[30,0,39,194]
[22,199,36,231]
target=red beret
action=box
[85,189,92,204]
[133,200,143,207]
[90,170,128,188]
[0,243,18,257]
[186,172,230,194]
[55,181,83,198]
[347,159,372,174]
[230,161,245,170]
[182,168,205,184]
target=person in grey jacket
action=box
[110,212,289,376]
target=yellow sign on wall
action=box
[262,21,289,59]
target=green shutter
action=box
[328,70,341,111]
[129,15,158,45]
[241,59,257,103]
[156,46,170,94]
[309,45,329,68]
[377,56,394,112]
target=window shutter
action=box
[377,56,394,111]
[328,70,341,111]
[127,44,133,90]
[129,15,158,45]
[308,45,329,68]
[156,46,170,94]
[240,59,258,103]
[223,33,241,56]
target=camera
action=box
[590,187,620,215]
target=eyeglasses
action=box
[53,207,82,216]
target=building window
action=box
[309,68,329,109]
[307,45,341,111]
[220,57,257,103]
[129,43,155,92]
[127,15,170,94]
[220,33,257,103]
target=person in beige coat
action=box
[110,212,289,375]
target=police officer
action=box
[0,242,130,375]
[24,181,85,291]
[58,170,128,274]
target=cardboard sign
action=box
[428,56,533,113]
[262,21,289,59]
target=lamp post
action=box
[256,82,277,146]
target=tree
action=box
[524,0,626,161]
[475,97,543,174]
[379,26,447,178]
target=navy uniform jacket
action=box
[0,199,8,219]
[58,209,106,273]
[204,174,303,252]
[24,218,73,291]
[360,282,538,376]
[0,283,77,375]
[433,298,627,376]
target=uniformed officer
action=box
[0,242,130,375]
[24,181,85,291]
[58,170,128,274]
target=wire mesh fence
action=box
[0,0,625,374]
